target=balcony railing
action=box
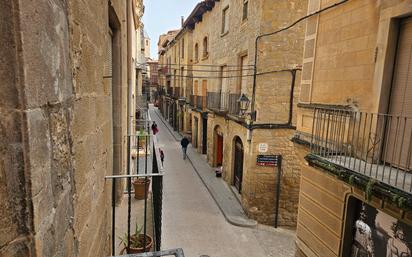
[173,87,180,98]
[228,93,241,116]
[166,87,173,96]
[195,95,205,111]
[207,92,229,111]
[310,108,412,193]
[189,95,195,107]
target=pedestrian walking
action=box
[160,149,165,166]
[151,121,158,135]
[180,136,189,160]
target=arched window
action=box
[194,43,199,61]
[203,37,208,57]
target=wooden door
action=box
[193,117,198,148]
[202,80,207,110]
[216,134,223,165]
[385,17,412,169]
[202,117,207,154]
[233,137,244,193]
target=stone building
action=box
[158,0,307,227]
[0,0,144,256]
[292,0,412,256]
[147,59,159,102]
[158,27,193,133]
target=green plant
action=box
[398,197,406,209]
[365,179,376,202]
[348,175,355,185]
[392,194,400,203]
[118,223,144,248]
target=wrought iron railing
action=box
[166,87,173,96]
[105,119,164,256]
[110,248,184,257]
[228,93,241,116]
[311,108,412,193]
[207,92,229,111]
[173,87,180,98]
[195,95,205,111]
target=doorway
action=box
[193,117,198,148]
[214,126,223,166]
[385,17,412,169]
[233,136,244,193]
[202,116,208,154]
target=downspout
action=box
[126,0,133,250]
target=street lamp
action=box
[237,93,256,121]
[238,94,250,116]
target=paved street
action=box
[149,106,296,257]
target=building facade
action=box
[0,0,144,256]
[293,0,412,256]
[158,0,307,226]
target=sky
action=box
[142,0,200,60]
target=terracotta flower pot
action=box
[120,234,153,254]
[132,178,150,200]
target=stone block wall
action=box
[0,0,130,257]
[206,115,301,226]
[0,1,33,255]
[245,129,301,226]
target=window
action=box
[242,0,248,21]
[194,43,199,62]
[240,55,248,94]
[181,38,185,58]
[222,6,229,34]
[203,37,208,57]
[180,67,184,90]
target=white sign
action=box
[258,143,268,153]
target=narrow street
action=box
[149,106,295,257]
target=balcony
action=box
[166,87,173,96]
[189,95,195,107]
[207,92,229,112]
[173,87,180,99]
[308,108,412,197]
[105,117,167,256]
[228,93,241,116]
[195,95,205,111]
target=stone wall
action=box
[0,0,34,255]
[207,115,301,226]
[0,0,131,256]
[246,129,302,226]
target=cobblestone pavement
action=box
[149,106,296,257]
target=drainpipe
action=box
[126,0,133,250]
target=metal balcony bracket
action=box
[111,248,185,257]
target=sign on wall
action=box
[258,143,268,153]
[256,155,281,167]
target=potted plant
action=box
[132,177,150,200]
[119,223,153,254]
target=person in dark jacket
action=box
[151,121,158,135]
[180,136,190,160]
[160,149,165,166]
